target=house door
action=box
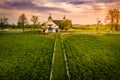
[48,26,53,32]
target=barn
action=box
[41,14,66,33]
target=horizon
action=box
[0,0,120,24]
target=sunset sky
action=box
[0,0,120,24]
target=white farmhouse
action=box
[41,13,72,33]
[41,14,59,33]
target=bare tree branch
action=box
[18,13,27,32]
[0,16,8,31]
[31,15,39,31]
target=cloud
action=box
[49,0,69,2]
[0,0,119,24]
[68,1,92,5]
[49,0,92,5]
[0,0,68,12]
[91,3,106,11]
[95,0,119,3]
[49,0,92,3]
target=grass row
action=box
[0,34,54,80]
[52,33,67,80]
[64,34,120,80]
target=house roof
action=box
[53,20,62,26]
[41,19,59,29]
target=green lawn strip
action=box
[64,34,120,80]
[0,34,54,80]
[52,33,67,80]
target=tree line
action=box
[18,13,40,32]
[0,9,120,32]
[0,13,41,32]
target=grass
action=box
[71,25,109,32]
[64,34,120,80]
[52,33,67,80]
[71,24,120,33]
[0,34,54,80]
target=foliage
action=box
[9,23,17,28]
[60,19,72,30]
[0,34,54,80]
[64,34,120,80]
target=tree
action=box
[0,16,8,31]
[18,13,27,32]
[10,23,17,28]
[96,18,101,31]
[31,15,39,31]
[60,19,72,30]
[105,9,120,31]
[17,22,22,28]
[114,9,120,31]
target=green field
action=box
[64,34,120,80]
[71,24,120,32]
[0,33,120,80]
[0,34,54,80]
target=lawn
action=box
[64,34,120,80]
[0,34,54,80]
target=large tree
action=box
[0,16,8,31]
[60,19,72,30]
[105,9,120,31]
[18,13,27,32]
[31,15,39,31]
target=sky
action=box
[0,0,120,24]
